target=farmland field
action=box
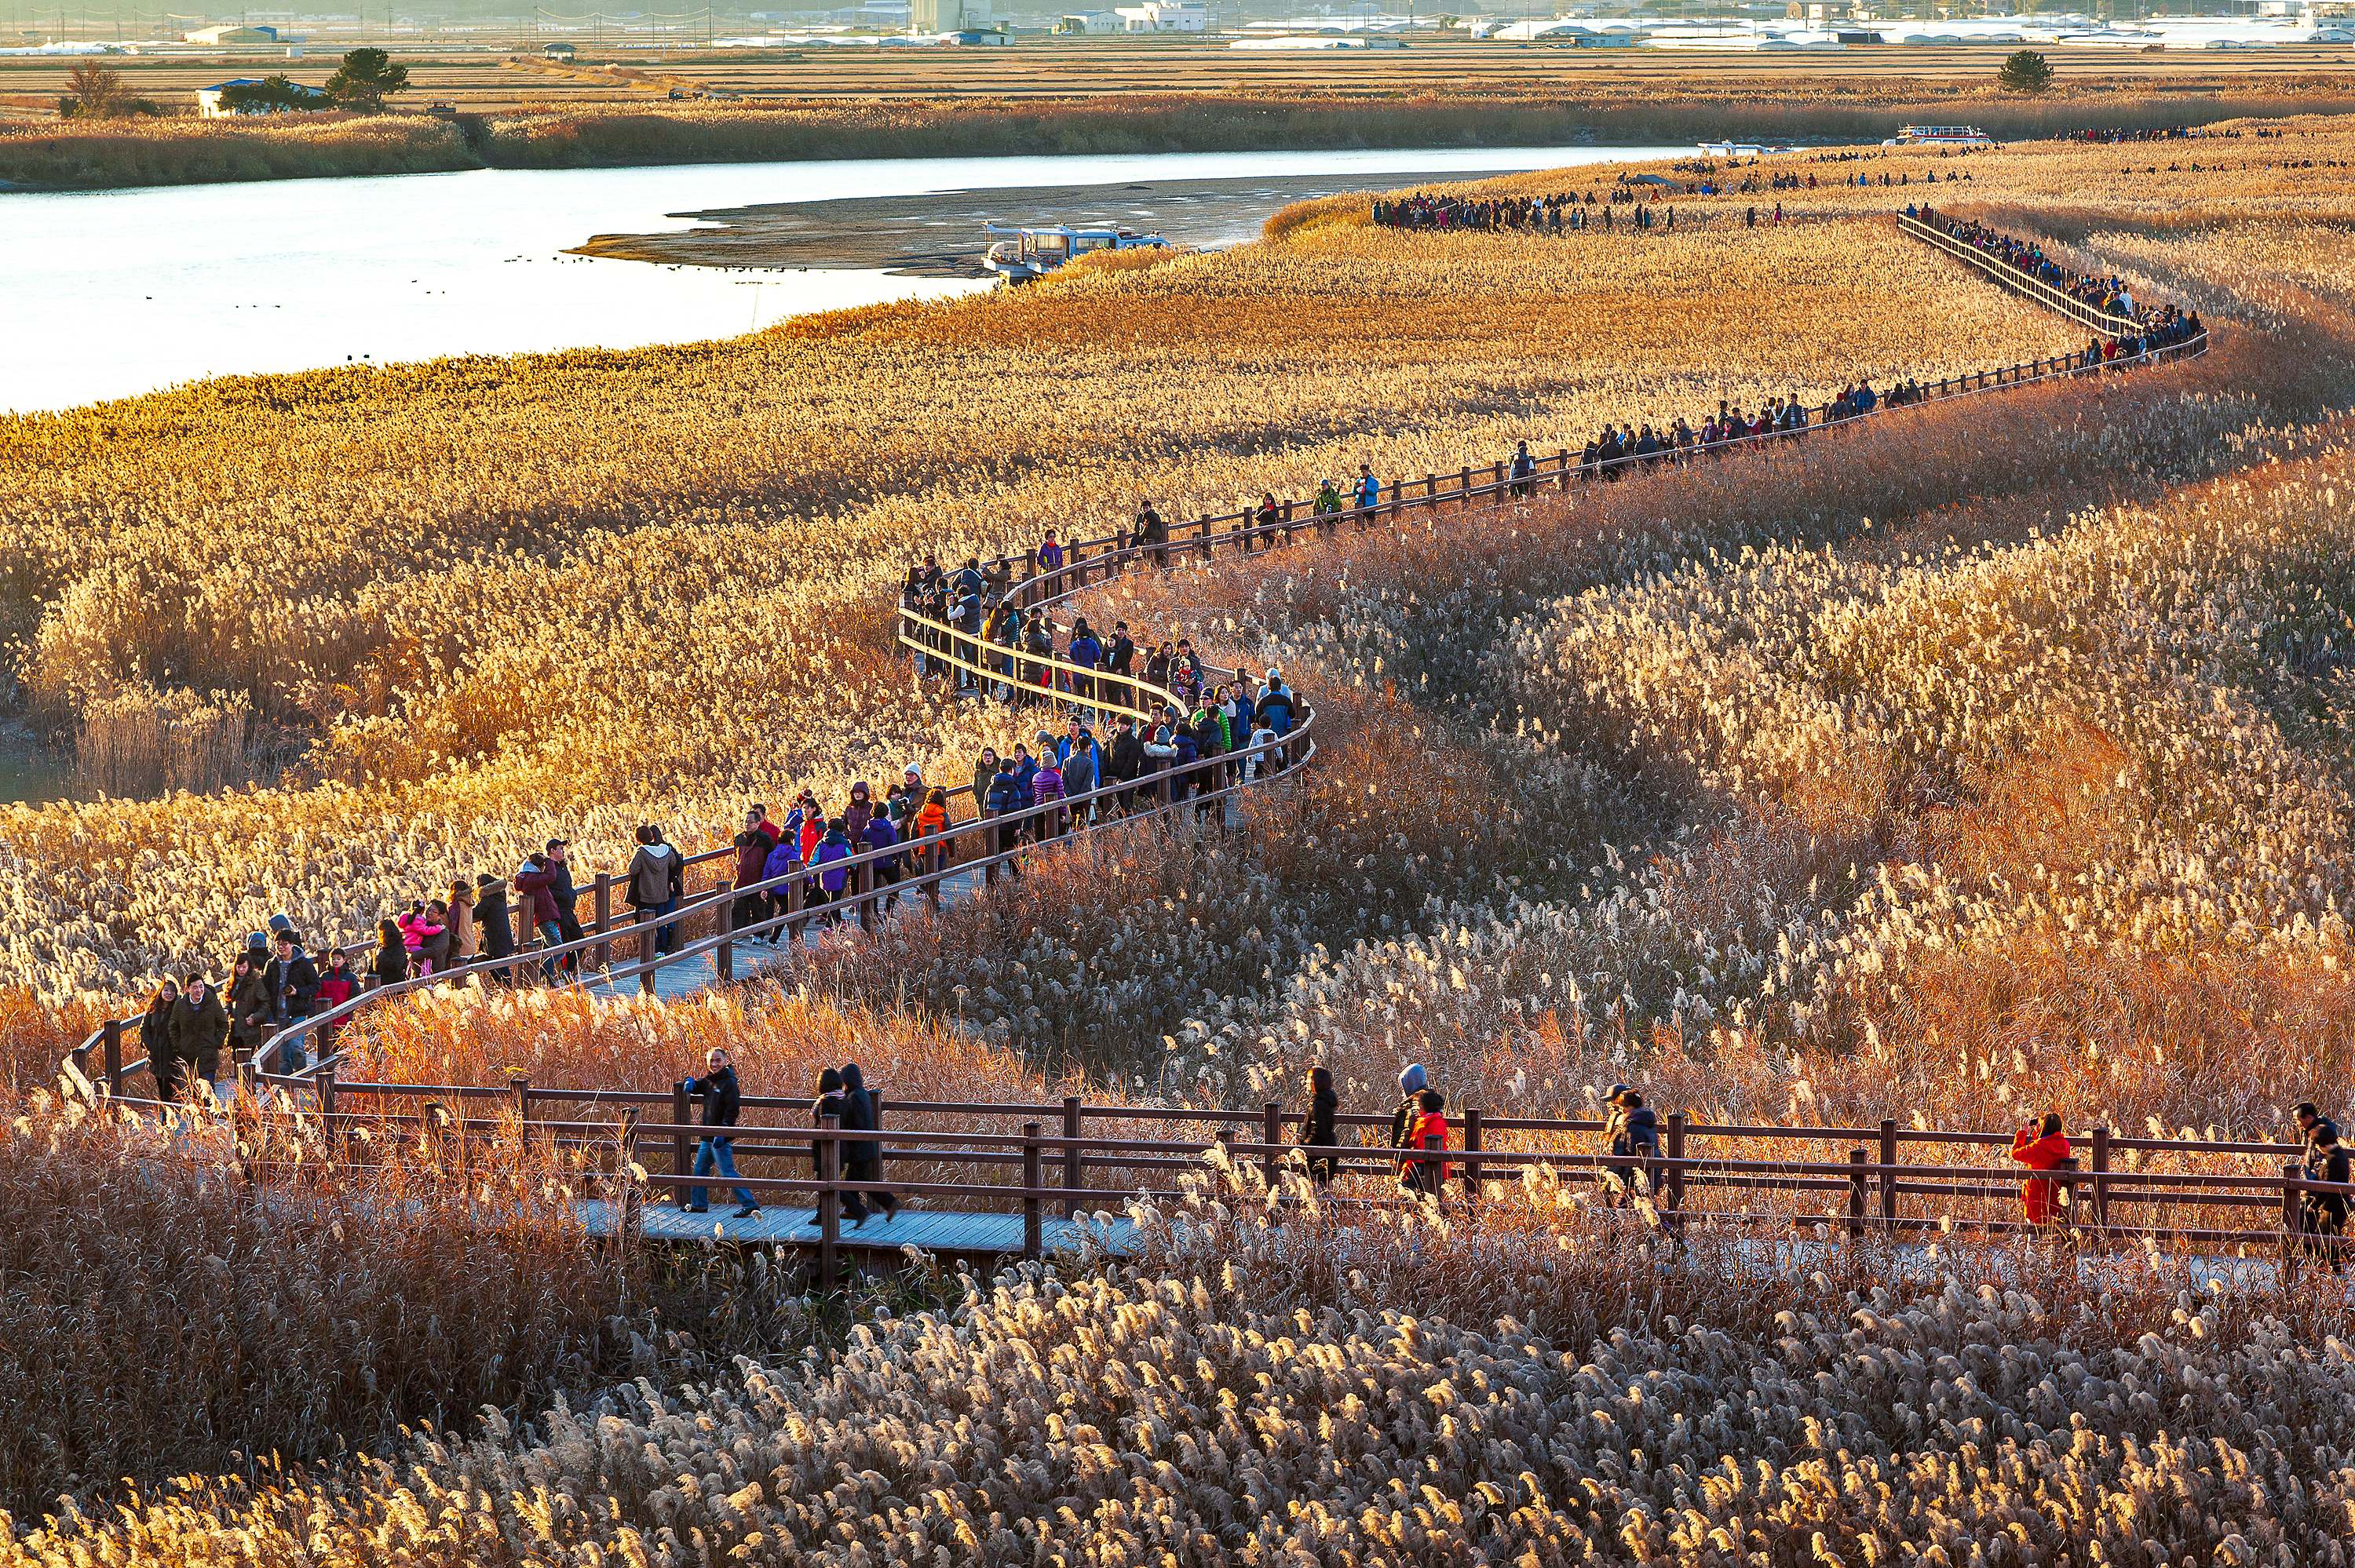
[8,108,2355,1568]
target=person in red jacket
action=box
[2010,1112,2072,1227]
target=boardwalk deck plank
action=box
[580,1198,1137,1256]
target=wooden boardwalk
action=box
[579,1198,1140,1256]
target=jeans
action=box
[688,1135,757,1211]
[537,920,564,983]
[638,898,681,956]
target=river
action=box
[0,144,1680,415]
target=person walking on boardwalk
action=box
[473,873,516,981]
[734,805,780,934]
[811,817,855,923]
[1137,501,1169,568]
[228,952,271,1077]
[1388,1063,1428,1165]
[839,1061,899,1227]
[864,800,902,914]
[1037,528,1064,575]
[1031,741,1067,841]
[141,977,183,1102]
[1296,1065,1339,1185]
[2010,1112,2072,1229]
[2297,1100,2340,1161]
[681,1045,757,1220]
[985,755,1027,876]
[512,856,562,981]
[1510,440,1535,497]
[626,825,685,956]
[1603,1084,1660,1206]
[1104,620,1137,713]
[2301,1117,2351,1271]
[266,929,319,1045]
[374,917,412,987]
[446,880,480,976]
[1400,1088,1451,1200]
[543,839,587,975]
[170,972,228,1102]
[1356,463,1382,519]
[1251,490,1281,551]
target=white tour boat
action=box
[1881,124,1999,148]
[982,224,1170,283]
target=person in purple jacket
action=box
[811,817,854,926]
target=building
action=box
[183,24,277,43]
[1112,0,1207,29]
[542,40,575,57]
[912,0,991,30]
[195,75,329,115]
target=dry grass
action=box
[0,1092,638,1522]
[5,1183,2350,1566]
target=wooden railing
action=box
[1900,210,2148,339]
[110,1080,2355,1291]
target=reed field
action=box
[3,49,2351,188]
[11,121,2355,1562]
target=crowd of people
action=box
[2065,124,2200,144]
[1915,207,2208,359]
[1371,188,1658,233]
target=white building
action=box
[195,75,329,115]
[184,24,277,43]
[1113,2,1208,29]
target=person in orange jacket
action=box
[2010,1112,2072,1227]
[1400,1088,1451,1199]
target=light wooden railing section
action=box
[1900,210,2147,339]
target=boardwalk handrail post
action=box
[1664,1111,1686,1233]
[593,871,614,969]
[2282,1160,2304,1276]
[1064,1094,1084,1219]
[671,1080,692,1201]
[317,1063,338,1148]
[511,1073,531,1141]
[1022,1122,1044,1262]
[2089,1125,2111,1236]
[636,908,658,996]
[1847,1148,1868,1241]
[1461,1107,1482,1204]
[102,1017,123,1099]
[855,858,877,932]
[715,881,735,982]
[1263,1099,1283,1189]
[1879,1118,1898,1227]
[818,1114,842,1294]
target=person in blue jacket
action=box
[1356,463,1382,516]
[984,756,1027,877]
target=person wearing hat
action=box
[1604,1085,1660,1206]
[1387,1063,1429,1162]
[545,838,586,975]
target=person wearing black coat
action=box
[168,975,229,1096]
[1108,717,1145,811]
[141,978,183,1101]
[374,919,411,989]
[475,875,516,983]
[1604,1084,1661,1206]
[1296,1065,1339,1185]
[838,1062,898,1226]
[681,1047,756,1218]
[812,1066,845,1176]
[265,932,320,1074]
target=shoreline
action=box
[2,87,2339,193]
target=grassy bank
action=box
[4,84,2350,190]
[0,112,474,189]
